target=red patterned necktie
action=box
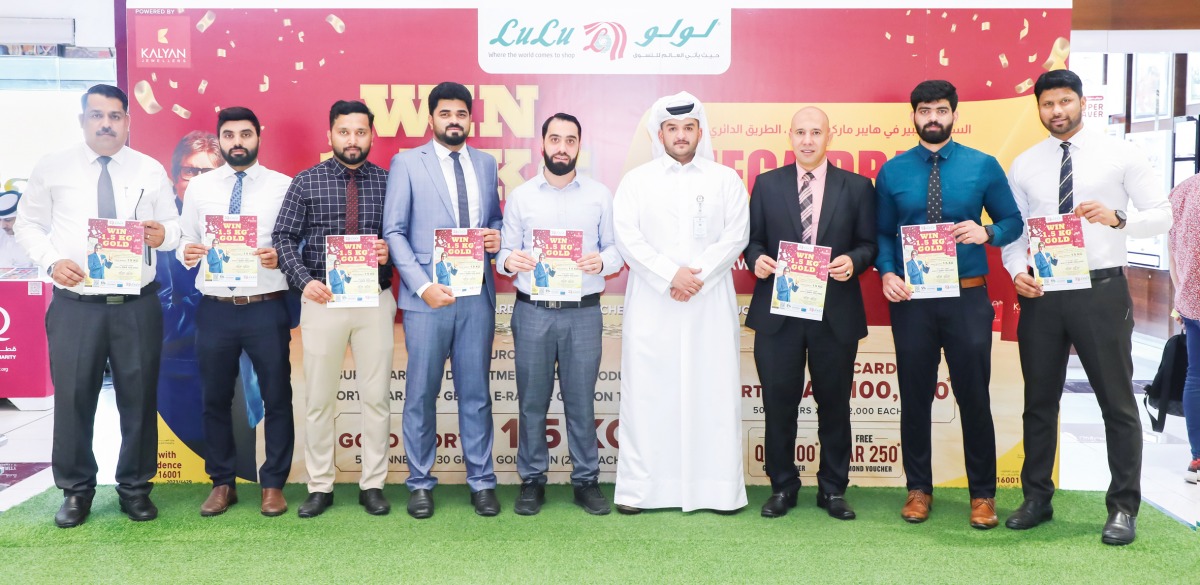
[345,167,359,235]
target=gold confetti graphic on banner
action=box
[259,75,270,92]
[278,37,283,41]
[214,106,221,113]
[198,79,208,94]
[151,72,157,82]
[905,10,911,16]
[217,48,226,57]
[941,12,947,18]
[1028,53,1038,63]
[298,31,305,43]
[987,80,993,87]
[1043,11,1047,17]
[951,24,957,33]
[1019,19,1029,40]
[326,14,346,34]
[981,22,991,31]
[319,58,326,67]
[133,81,162,114]
[973,14,979,21]
[171,104,192,119]
[283,18,292,26]
[1015,78,1034,94]
[905,35,914,44]
[999,53,1009,68]
[295,62,303,70]
[168,79,177,89]
[1043,37,1070,70]
[938,49,949,66]
[196,11,216,33]
[884,32,891,40]
[229,40,236,48]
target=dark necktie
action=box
[449,151,470,228]
[97,156,116,218]
[345,167,359,235]
[228,171,246,214]
[926,153,943,223]
[798,172,815,244]
[1059,142,1073,214]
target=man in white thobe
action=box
[612,92,750,513]
[0,191,35,268]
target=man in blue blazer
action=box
[906,248,929,285]
[1033,242,1057,278]
[434,251,457,286]
[383,81,504,519]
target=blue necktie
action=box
[449,151,470,228]
[228,171,246,214]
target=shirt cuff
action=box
[416,281,433,298]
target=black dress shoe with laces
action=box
[573,482,611,515]
[816,491,856,520]
[1005,499,1053,530]
[297,491,333,518]
[407,489,434,519]
[514,482,545,516]
[472,488,500,516]
[1101,511,1136,545]
[119,495,158,521]
[359,488,390,516]
[760,491,798,518]
[55,495,93,528]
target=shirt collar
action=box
[433,140,469,163]
[216,160,262,181]
[916,139,957,162]
[1051,122,1096,150]
[84,143,129,165]
[657,153,700,171]
[796,159,828,180]
[532,168,581,191]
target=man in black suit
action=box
[745,107,877,520]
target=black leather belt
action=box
[516,291,600,309]
[53,282,159,304]
[1090,267,1123,281]
[203,291,286,305]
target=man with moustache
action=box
[611,91,749,514]
[875,80,1023,529]
[15,84,180,527]
[384,81,504,518]
[1002,70,1171,545]
[745,106,877,520]
[498,113,622,516]
[275,100,394,518]
[176,107,294,517]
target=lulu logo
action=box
[583,22,628,61]
[136,14,190,68]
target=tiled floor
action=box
[2,334,1197,528]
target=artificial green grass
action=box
[0,485,1196,584]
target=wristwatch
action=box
[984,225,995,244]
[47,261,57,277]
[1112,209,1127,230]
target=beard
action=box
[222,146,258,167]
[542,150,578,176]
[916,120,953,144]
[334,144,371,166]
[436,124,467,147]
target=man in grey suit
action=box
[383,81,504,518]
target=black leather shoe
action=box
[1005,499,1053,530]
[513,482,545,516]
[472,488,500,516]
[407,489,434,519]
[55,495,92,528]
[359,488,390,516]
[573,482,611,515]
[1101,511,1137,545]
[817,491,856,520]
[760,491,798,518]
[615,504,642,515]
[118,495,158,521]
[297,491,333,518]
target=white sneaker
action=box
[1187,458,1200,484]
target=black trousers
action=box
[195,297,294,488]
[754,318,856,495]
[1017,274,1140,514]
[47,286,162,499]
[889,286,997,498]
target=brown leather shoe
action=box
[970,497,998,529]
[901,490,932,523]
[261,488,287,517]
[200,485,237,517]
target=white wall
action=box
[0,0,115,47]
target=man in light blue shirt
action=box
[497,113,623,516]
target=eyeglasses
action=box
[179,166,216,179]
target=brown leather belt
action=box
[959,276,987,289]
[203,291,285,305]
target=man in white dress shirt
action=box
[177,107,294,518]
[1001,70,1171,545]
[611,91,750,514]
[15,84,181,528]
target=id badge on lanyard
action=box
[692,194,707,239]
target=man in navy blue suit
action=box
[383,81,504,519]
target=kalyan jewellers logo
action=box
[137,14,190,68]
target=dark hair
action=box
[217,107,261,136]
[329,100,375,128]
[427,81,473,115]
[541,113,581,140]
[910,80,958,111]
[171,130,221,181]
[82,84,128,112]
[1034,70,1084,100]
